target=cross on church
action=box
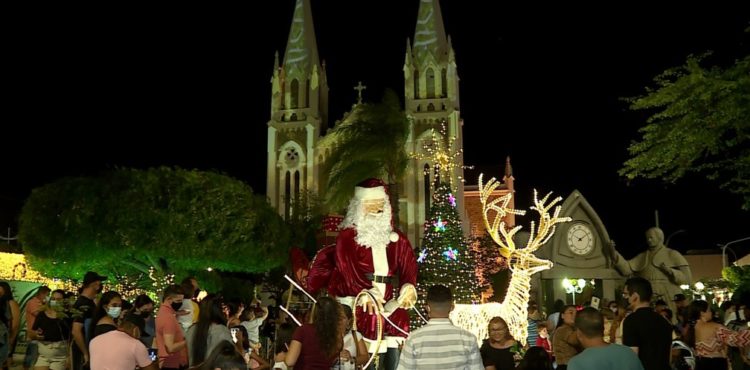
[354,81,367,104]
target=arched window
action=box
[426,68,435,98]
[441,68,448,97]
[280,79,286,109]
[305,79,311,107]
[291,79,299,109]
[424,163,431,212]
[414,70,420,99]
[427,103,435,111]
[284,171,291,220]
[293,170,301,219]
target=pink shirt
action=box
[89,330,153,370]
[24,297,43,334]
[156,303,188,368]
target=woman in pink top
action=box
[685,300,750,370]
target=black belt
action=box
[365,273,392,284]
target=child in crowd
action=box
[241,298,269,351]
[535,321,552,358]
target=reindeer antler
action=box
[479,174,571,256]
[526,189,570,253]
[478,174,526,258]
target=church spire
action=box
[283,0,320,74]
[412,0,449,63]
[504,156,513,178]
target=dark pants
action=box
[367,347,400,370]
[556,365,568,370]
[71,346,89,370]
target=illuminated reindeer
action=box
[450,174,571,346]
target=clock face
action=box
[567,223,595,255]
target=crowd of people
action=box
[0,272,274,370]
[1,272,750,370]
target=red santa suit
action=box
[307,180,418,344]
[309,228,417,341]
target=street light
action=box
[719,236,750,268]
[666,229,686,247]
[562,278,587,304]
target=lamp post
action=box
[665,229,686,247]
[719,236,750,268]
[562,278,586,305]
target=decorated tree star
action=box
[433,217,447,232]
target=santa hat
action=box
[354,178,400,243]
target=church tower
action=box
[402,0,464,246]
[267,0,329,219]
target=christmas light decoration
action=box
[433,217,447,232]
[410,120,471,189]
[450,175,571,346]
[0,252,78,292]
[417,249,428,263]
[412,183,480,329]
[448,193,457,207]
[442,247,458,261]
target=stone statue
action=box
[608,227,692,313]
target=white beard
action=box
[341,198,393,249]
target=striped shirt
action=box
[397,318,483,370]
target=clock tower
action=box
[535,190,623,307]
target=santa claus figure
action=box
[308,178,418,370]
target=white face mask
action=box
[107,306,122,318]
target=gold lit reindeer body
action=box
[450,175,570,346]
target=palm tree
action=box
[324,89,410,224]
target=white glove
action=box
[365,285,385,304]
[397,283,417,309]
[356,286,385,313]
[273,362,288,370]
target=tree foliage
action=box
[19,167,290,280]
[620,53,750,208]
[324,89,410,212]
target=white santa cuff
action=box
[355,186,387,201]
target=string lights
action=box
[450,175,571,346]
[410,120,472,189]
[0,252,77,292]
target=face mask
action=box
[171,301,184,311]
[50,301,60,308]
[194,289,201,299]
[107,306,122,318]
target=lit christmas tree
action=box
[412,183,480,328]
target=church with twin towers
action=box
[266,0,515,248]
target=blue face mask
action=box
[107,306,122,318]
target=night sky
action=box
[3,2,749,259]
